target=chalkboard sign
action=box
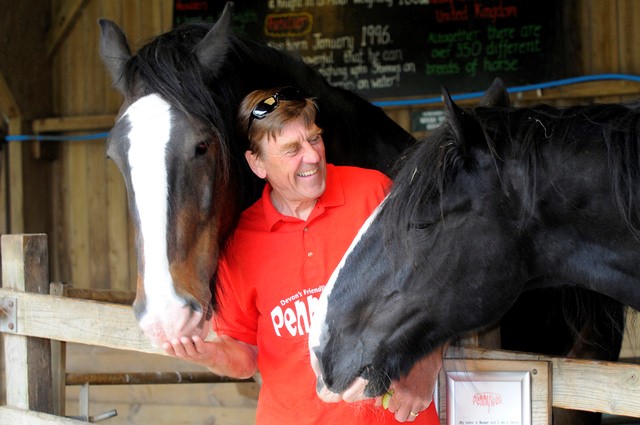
[174,0,566,100]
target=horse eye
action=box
[195,141,209,156]
[408,222,433,230]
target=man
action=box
[163,87,444,423]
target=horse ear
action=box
[478,77,510,107]
[98,19,132,94]
[442,87,469,145]
[195,2,234,72]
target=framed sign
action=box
[439,358,551,425]
[446,370,531,425]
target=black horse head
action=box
[310,78,640,397]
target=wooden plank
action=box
[0,287,158,355]
[620,308,640,360]
[87,143,110,289]
[162,0,175,31]
[552,357,640,416]
[32,115,115,133]
[446,347,640,418]
[590,0,620,73]
[65,287,135,304]
[0,71,21,121]
[46,0,92,57]
[0,406,86,425]
[1,234,53,413]
[49,283,67,417]
[7,118,25,234]
[63,401,256,425]
[66,141,91,289]
[618,0,640,73]
[0,126,8,235]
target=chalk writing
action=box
[174,0,564,99]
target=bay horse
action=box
[98,2,414,346]
[310,80,639,408]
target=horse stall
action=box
[0,0,639,424]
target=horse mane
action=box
[381,101,640,257]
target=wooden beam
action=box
[0,287,159,355]
[32,115,115,133]
[49,283,67,417]
[7,118,25,233]
[46,0,92,57]
[0,71,21,123]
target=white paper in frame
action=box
[445,370,531,425]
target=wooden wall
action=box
[47,0,174,292]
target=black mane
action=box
[382,101,640,256]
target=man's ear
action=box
[245,150,267,179]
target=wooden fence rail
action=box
[1,233,639,424]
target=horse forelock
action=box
[122,23,239,186]
[380,125,467,258]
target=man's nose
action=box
[301,141,321,162]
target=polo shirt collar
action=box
[262,164,345,230]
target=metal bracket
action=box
[67,383,118,423]
[0,296,17,333]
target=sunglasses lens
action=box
[252,98,278,118]
[248,87,306,131]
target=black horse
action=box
[310,79,638,419]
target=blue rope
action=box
[372,73,640,107]
[5,132,110,142]
[5,74,640,142]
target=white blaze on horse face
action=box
[309,198,386,397]
[124,94,193,344]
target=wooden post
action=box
[6,118,25,234]
[2,234,53,414]
[50,282,67,416]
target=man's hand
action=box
[379,344,447,422]
[163,334,258,379]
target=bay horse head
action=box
[309,78,640,399]
[98,3,415,346]
[99,4,241,345]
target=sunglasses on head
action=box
[247,87,306,132]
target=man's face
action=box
[249,119,327,208]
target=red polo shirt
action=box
[214,165,438,424]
